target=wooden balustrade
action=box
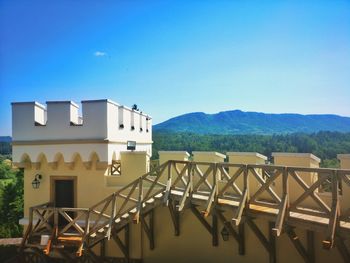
[22,160,350,259]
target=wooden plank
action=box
[202,184,217,217]
[246,218,270,252]
[238,223,245,255]
[323,200,339,249]
[272,194,288,236]
[212,213,218,247]
[232,189,248,225]
[133,178,144,224]
[168,200,180,236]
[269,221,276,263]
[143,163,167,201]
[217,211,240,242]
[286,227,312,263]
[218,167,244,196]
[112,233,128,258]
[289,171,330,214]
[141,210,155,250]
[307,230,315,263]
[191,205,212,234]
[250,168,281,204]
[335,236,350,263]
[178,179,192,211]
[117,183,138,216]
[193,164,213,191]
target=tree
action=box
[0,162,23,238]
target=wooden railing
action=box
[22,161,350,256]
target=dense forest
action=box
[152,131,350,167]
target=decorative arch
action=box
[69,152,83,170]
[53,152,65,163]
[50,152,65,170]
[89,152,100,163]
[35,152,48,170]
[19,153,32,169]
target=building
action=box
[12,99,350,263]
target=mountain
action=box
[153,110,350,135]
[0,136,12,142]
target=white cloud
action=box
[94,51,107,57]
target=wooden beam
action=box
[335,236,350,263]
[269,221,276,263]
[246,219,276,263]
[191,205,212,234]
[141,210,155,250]
[238,223,245,255]
[168,200,180,236]
[272,194,288,236]
[286,227,312,263]
[100,238,106,258]
[112,224,130,259]
[212,212,218,247]
[246,218,270,252]
[232,189,248,226]
[178,179,192,211]
[202,184,217,217]
[323,171,339,249]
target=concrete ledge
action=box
[158,151,190,157]
[272,152,321,163]
[192,151,226,159]
[227,152,267,160]
[337,154,350,159]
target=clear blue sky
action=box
[1,0,349,136]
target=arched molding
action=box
[34,152,48,170]
[18,153,32,169]
[69,152,83,170]
[49,152,65,170]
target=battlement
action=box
[12,99,152,142]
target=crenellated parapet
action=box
[12,99,152,165]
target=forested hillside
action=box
[152,131,350,167]
[154,110,350,134]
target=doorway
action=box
[51,176,77,227]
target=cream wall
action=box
[272,153,320,207]
[227,152,268,198]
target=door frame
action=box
[50,176,77,208]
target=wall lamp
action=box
[221,226,230,241]
[32,174,42,189]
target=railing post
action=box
[283,167,289,216]
[134,178,143,224]
[81,209,91,248]
[189,162,194,197]
[244,165,249,202]
[323,170,339,249]
[163,161,173,205]
[214,163,218,196]
[107,194,117,240]
[54,208,58,230]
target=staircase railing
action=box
[22,160,350,255]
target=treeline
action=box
[152,131,350,167]
[0,142,11,155]
[0,155,23,238]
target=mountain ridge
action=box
[153,110,350,135]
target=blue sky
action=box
[1,0,349,136]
